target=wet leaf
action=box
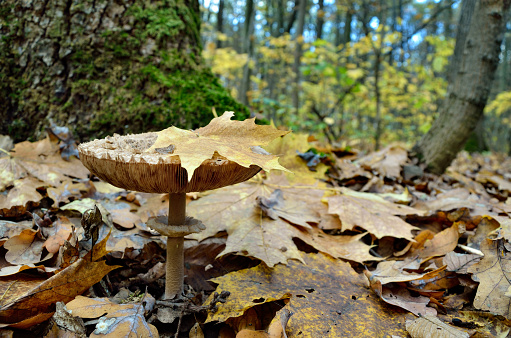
[146,112,289,179]
[205,253,409,336]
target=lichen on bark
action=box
[0,0,248,141]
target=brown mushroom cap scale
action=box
[78,132,261,193]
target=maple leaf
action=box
[188,175,377,266]
[145,112,289,180]
[66,295,158,337]
[204,252,408,337]
[327,188,420,240]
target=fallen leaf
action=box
[4,229,44,265]
[66,295,158,338]
[357,145,408,179]
[327,188,420,240]
[146,111,289,179]
[0,177,43,214]
[43,216,74,254]
[263,133,327,184]
[205,252,409,336]
[443,252,481,274]
[468,238,511,319]
[0,232,119,326]
[406,315,470,338]
[188,178,322,266]
[414,223,461,261]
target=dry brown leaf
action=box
[413,188,477,213]
[0,232,119,326]
[443,252,482,274]
[146,112,289,179]
[43,216,74,254]
[188,177,324,266]
[476,171,511,193]
[206,252,408,337]
[372,282,436,316]
[327,188,420,240]
[357,145,408,179]
[4,229,45,265]
[47,180,88,207]
[66,295,158,337]
[468,238,511,319]
[414,223,462,261]
[406,315,470,338]
[367,260,446,285]
[0,137,88,188]
[291,227,381,263]
[0,177,43,213]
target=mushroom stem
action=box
[165,192,186,299]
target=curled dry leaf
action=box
[406,315,470,338]
[0,232,119,327]
[43,216,74,254]
[66,295,158,338]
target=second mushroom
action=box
[78,112,289,299]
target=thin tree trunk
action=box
[374,1,386,150]
[292,0,307,112]
[343,7,353,44]
[240,0,255,106]
[277,0,285,35]
[413,0,510,174]
[216,0,225,48]
[286,0,299,33]
[316,0,325,39]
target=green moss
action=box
[0,0,248,141]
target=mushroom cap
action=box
[78,132,261,193]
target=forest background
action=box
[200,0,511,154]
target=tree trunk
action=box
[292,0,307,113]
[216,0,225,48]
[413,0,510,174]
[0,0,248,142]
[240,0,255,107]
[316,0,324,39]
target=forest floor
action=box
[0,126,510,337]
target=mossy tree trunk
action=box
[0,0,248,142]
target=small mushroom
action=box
[78,112,288,299]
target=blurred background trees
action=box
[201,0,511,153]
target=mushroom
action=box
[78,112,289,299]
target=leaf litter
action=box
[0,125,511,336]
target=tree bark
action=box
[0,0,248,142]
[292,0,307,112]
[413,0,511,174]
